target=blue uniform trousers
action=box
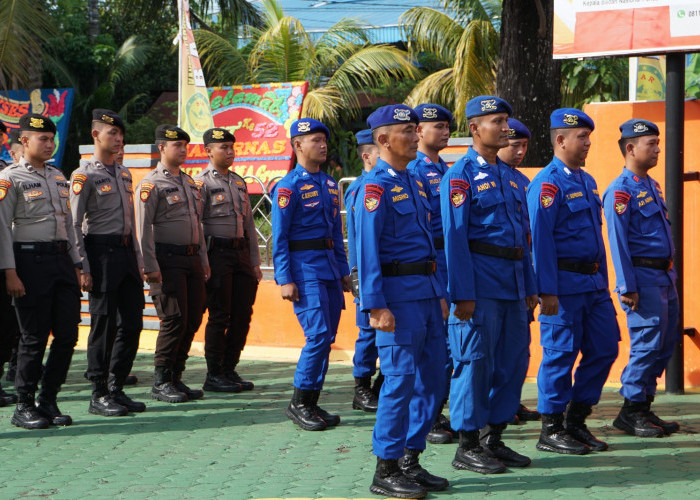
[537,289,619,414]
[372,298,446,459]
[448,298,529,431]
[620,285,679,402]
[352,302,378,378]
[293,279,344,390]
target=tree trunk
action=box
[88,0,100,41]
[497,0,561,167]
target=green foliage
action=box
[561,57,629,109]
[686,54,700,99]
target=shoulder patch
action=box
[140,181,155,202]
[540,182,559,209]
[364,183,383,212]
[235,180,245,187]
[194,179,204,188]
[72,173,87,194]
[0,179,10,201]
[449,178,470,208]
[277,187,292,209]
[614,190,631,215]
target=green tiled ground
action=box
[0,353,699,499]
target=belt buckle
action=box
[186,246,195,256]
[20,244,35,251]
[326,239,334,250]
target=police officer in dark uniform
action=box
[136,125,210,403]
[604,119,680,437]
[195,127,262,393]
[0,113,82,429]
[70,109,146,416]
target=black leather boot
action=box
[480,423,531,467]
[427,401,454,444]
[35,395,72,426]
[310,389,340,426]
[203,373,242,393]
[11,393,49,429]
[565,401,608,451]
[371,370,384,397]
[173,369,204,400]
[353,376,378,412]
[370,457,427,499]
[151,367,188,403]
[108,375,146,413]
[517,403,541,422]
[0,367,17,406]
[613,398,664,437]
[124,374,138,385]
[645,395,679,434]
[286,387,327,431]
[89,379,128,417]
[452,430,506,474]
[224,370,254,391]
[537,413,589,455]
[398,448,448,491]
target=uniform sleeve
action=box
[333,190,350,278]
[65,199,82,266]
[440,170,476,302]
[357,182,387,311]
[69,169,90,272]
[527,178,561,296]
[0,173,17,269]
[603,185,636,294]
[272,183,295,285]
[344,185,357,269]
[241,185,261,268]
[198,219,209,268]
[518,182,537,296]
[135,180,159,274]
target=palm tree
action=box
[194,0,419,124]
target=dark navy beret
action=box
[290,118,330,139]
[155,124,190,142]
[619,119,659,139]
[415,104,453,123]
[93,108,125,133]
[355,129,374,146]
[466,96,512,119]
[550,108,595,131]
[203,127,236,145]
[367,104,418,130]
[19,113,57,134]
[507,118,531,139]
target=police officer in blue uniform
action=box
[527,108,620,455]
[346,129,381,412]
[603,119,680,437]
[356,104,448,499]
[441,96,537,474]
[497,118,541,425]
[272,118,351,431]
[407,103,455,444]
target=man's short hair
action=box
[372,125,389,145]
[618,136,639,157]
[550,127,575,147]
[357,143,377,157]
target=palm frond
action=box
[195,29,251,85]
[441,0,502,30]
[248,16,315,82]
[453,18,499,114]
[399,8,464,67]
[405,68,456,110]
[301,86,344,125]
[193,0,262,29]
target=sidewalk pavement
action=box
[0,352,698,499]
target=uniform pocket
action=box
[391,200,419,237]
[149,282,181,319]
[565,195,590,229]
[447,308,486,362]
[22,190,50,217]
[538,314,575,352]
[473,189,505,225]
[379,345,416,376]
[638,201,661,235]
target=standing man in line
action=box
[603,119,680,437]
[407,103,455,445]
[527,108,620,455]
[195,127,262,393]
[497,117,541,425]
[272,118,351,431]
[0,113,82,429]
[357,104,448,499]
[440,96,537,474]
[70,109,146,417]
[136,125,210,404]
[346,128,380,413]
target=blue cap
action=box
[415,104,453,123]
[550,108,595,131]
[619,118,659,139]
[355,129,374,146]
[465,95,512,119]
[507,118,531,139]
[367,104,419,130]
[290,118,330,139]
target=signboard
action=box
[0,88,75,167]
[554,0,700,59]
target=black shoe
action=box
[353,377,378,412]
[286,387,327,431]
[203,373,242,393]
[225,370,254,391]
[452,430,506,474]
[124,374,138,386]
[398,449,449,492]
[173,371,204,400]
[370,457,427,499]
[427,419,453,444]
[517,403,541,422]
[35,397,72,426]
[152,367,188,403]
[537,413,589,455]
[481,423,531,467]
[89,395,128,417]
[613,398,664,437]
[310,389,340,426]
[110,390,146,413]
[11,395,49,429]
[646,396,680,434]
[371,371,384,397]
[565,401,608,451]
[0,373,17,406]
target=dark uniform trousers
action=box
[13,248,80,397]
[0,271,20,366]
[151,248,206,372]
[204,246,258,373]
[84,238,144,383]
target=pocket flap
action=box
[565,195,588,213]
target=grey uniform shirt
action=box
[70,157,144,274]
[135,162,208,274]
[194,164,261,267]
[0,158,81,269]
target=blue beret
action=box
[367,104,418,130]
[550,108,595,131]
[290,118,330,139]
[619,118,659,139]
[465,95,512,119]
[507,118,531,140]
[355,129,374,146]
[415,104,453,123]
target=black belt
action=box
[289,238,334,251]
[632,257,673,271]
[381,261,437,277]
[155,243,200,256]
[85,234,133,247]
[469,240,524,261]
[14,241,68,254]
[207,236,247,251]
[558,260,600,275]
[433,237,445,250]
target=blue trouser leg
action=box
[537,348,579,414]
[352,302,378,378]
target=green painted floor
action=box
[0,353,699,499]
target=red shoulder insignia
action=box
[364,183,383,212]
[614,190,631,215]
[540,182,558,208]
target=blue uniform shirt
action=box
[527,157,608,296]
[356,159,441,311]
[272,164,350,285]
[603,168,674,295]
[407,151,447,239]
[440,147,536,302]
[510,167,532,237]
[344,172,366,270]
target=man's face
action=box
[472,113,510,149]
[94,124,124,155]
[418,121,450,151]
[207,141,235,169]
[499,138,529,167]
[22,131,55,162]
[296,133,328,165]
[384,123,419,163]
[362,145,379,170]
[116,146,125,164]
[560,128,592,166]
[160,140,188,166]
[632,135,661,169]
